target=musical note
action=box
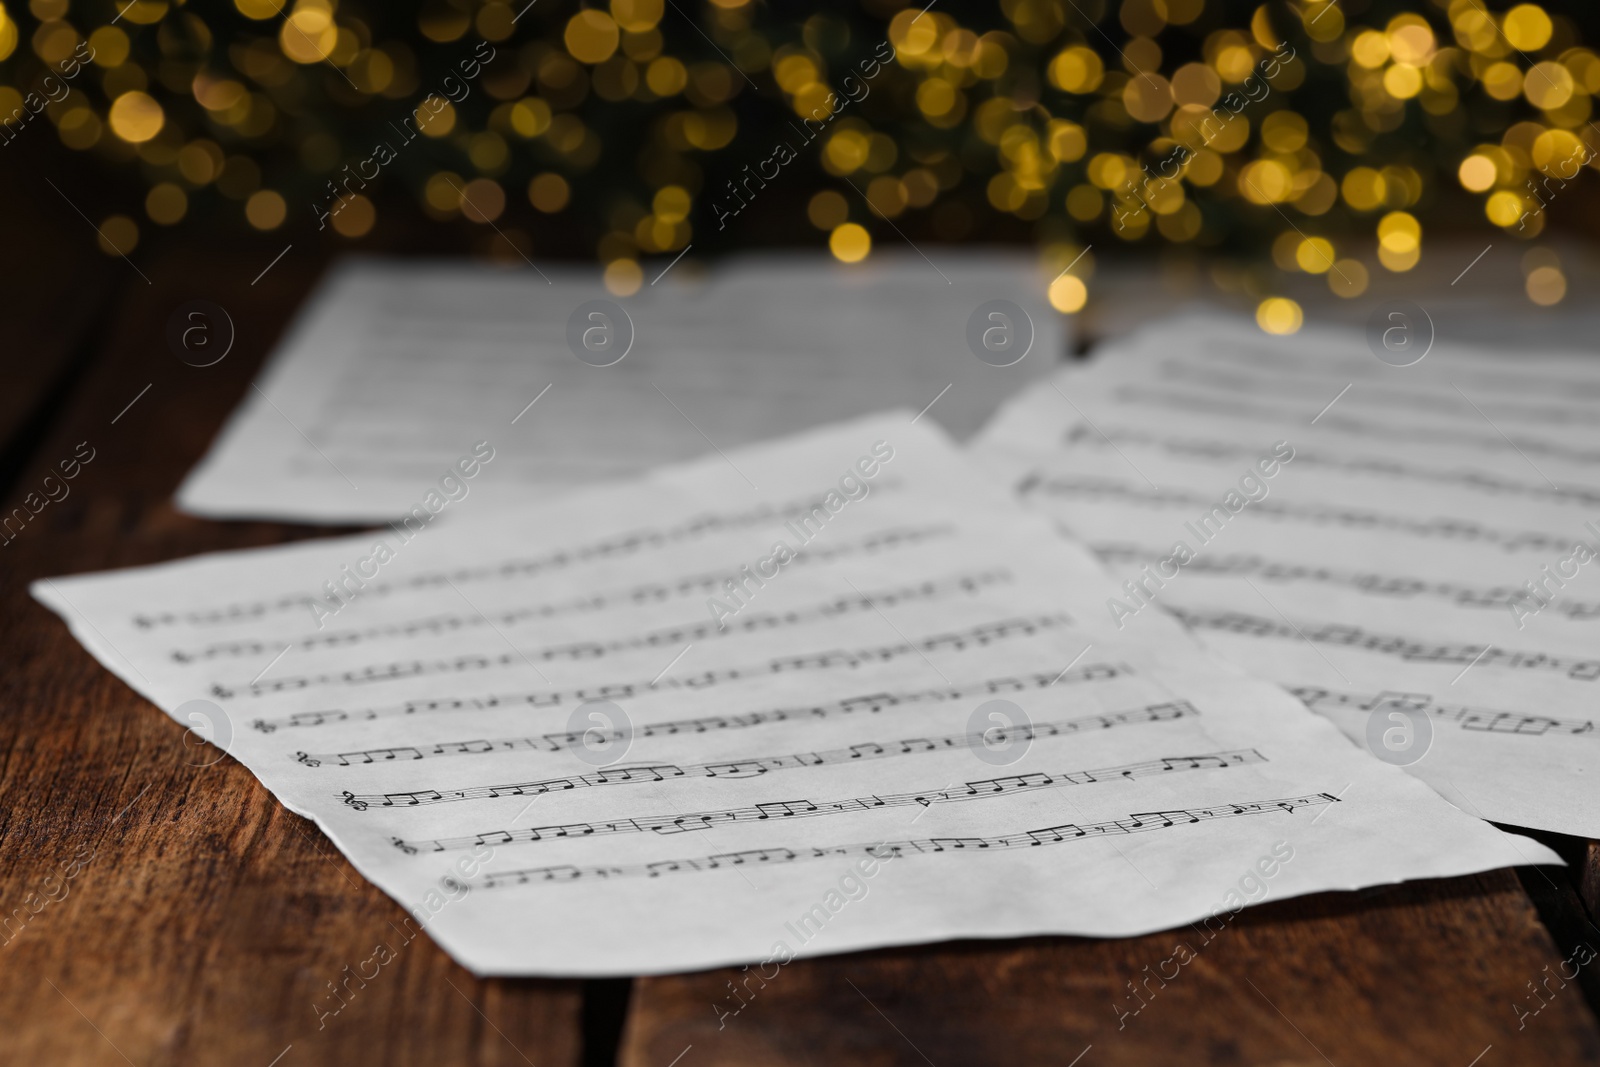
[360,789,446,808]
[340,700,1197,810]
[1089,543,1600,621]
[287,662,1135,760]
[1175,610,1600,681]
[756,800,822,819]
[231,573,1012,689]
[1065,425,1600,509]
[1289,686,1598,740]
[1154,359,1595,429]
[708,848,798,867]
[467,792,1338,889]
[248,610,1075,708]
[388,749,1263,853]
[1032,476,1575,557]
[268,659,1134,739]
[140,505,950,634]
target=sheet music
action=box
[976,314,1600,837]
[176,252,1063,523]
[37,415,1553,977]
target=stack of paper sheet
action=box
[36,415,1554,976]
[976,314,1599,837]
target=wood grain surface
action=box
[621,871,1600,1066]
[0,145,117,479]
[0,237,583,1067]
[1,228,1596,1066]
[1583,842,1600,921]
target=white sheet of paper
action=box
[38,414,1554,976]
[176,253,1063,524]
[976,313,1600,837]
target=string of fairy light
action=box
[0,0,1591,329]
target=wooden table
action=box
[4,197,1600,1065]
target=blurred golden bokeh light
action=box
[0,0,1586,312]
[1256,297,1303,335]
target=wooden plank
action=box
[0,144,118,480]
[620,870,1600,1065]
[1583,842,1600,921]
[0,239,583,1067]
[1517,865,1600,1029]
